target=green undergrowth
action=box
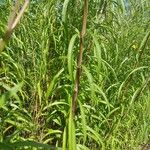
[0,0,150,149]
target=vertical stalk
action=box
[0,0,29,52]
[72,0,88,116]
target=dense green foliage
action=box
[0,0,150,149]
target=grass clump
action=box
[0,0,150,149]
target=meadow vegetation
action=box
[0,0,150,149]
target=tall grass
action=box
[0,0,150,149]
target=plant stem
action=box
[0,0,29,52]
[72,0,88,116]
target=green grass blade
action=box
[82,65,96,103]
[78,100,87,144]
[46,68,64,102]
[62,0,70,23]
[67,34,78,81]
[68,108,76,150]
[62,126,67,150]
[0,83,23,108]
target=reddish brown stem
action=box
[72,0,88,116]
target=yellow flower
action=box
[132,43,138,50]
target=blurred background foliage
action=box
[0,0,150,149]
